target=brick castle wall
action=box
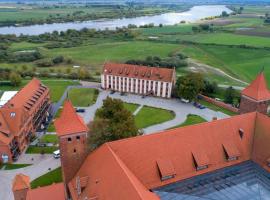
[59,133,88,187]
[239,96,269,114]
[13,188,28,200]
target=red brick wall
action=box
[239,96,269,114]
[13,188,28,200]
[199,94,239,113]
[59,132,88,187]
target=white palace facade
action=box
[101,63,176,98]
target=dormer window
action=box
[10,112,16,117]
[239,128,244,139]
[192,150,209,171]
[157,158,176,181]
[267,158,270,167]
[223,141,240,161]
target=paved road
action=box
[78,90,229,134]
[0,154,60,200]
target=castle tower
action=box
[12,174,30,200]
[239,72,270,114]
[54,100,89,196]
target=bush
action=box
[52,55,64,64]
[36,59,53,67]
[9,72,22,86]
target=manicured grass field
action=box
[1,163,32,170]
[170,114,207,129]
[31,167,62,189]
[68,88,99,107]
[40,134,58,144]
[26,146,58,154]
[135,106,175,129]
[141,24,193,36]
[123,102,139,113]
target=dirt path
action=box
[187,58,249,86]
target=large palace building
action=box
[101,62,176,98]
[0,78,51,163]
[12,72,270,200]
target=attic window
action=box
[10,112,16,118]
[157,158,176,181]
[239,129,244,139]
[192,150,209,171]
[222,141,240,161]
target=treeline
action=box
[126,53,188,69]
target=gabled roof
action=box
[12,174,30,191]
[26,183,65,200]
[241,72,270,101]
[54,100,88,136]
[69,112,266,200]
[103,62,175,83]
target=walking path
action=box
[133,104,144,115]
[0,154,60,200]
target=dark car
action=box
[76,108,85,113]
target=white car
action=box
[53,150,60,159]
[181,98,190,103]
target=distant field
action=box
[179,44,270,85]
[140,24,193,36]
[44,41,180,70]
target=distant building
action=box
[0,78,51,163]
[101,63,176,98]
[12,72,270,200]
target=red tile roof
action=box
[103,62,175,83]
[12,174,30,191]
[54,100,88,136]
[241,72,270,101]
[0,78,49,144]
[69,112,270,200]
[26,183,65,200]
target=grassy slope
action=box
[31,167,62,189]
[26,146,58,154]
[2,163,32,170]
[135,106,175,129]
[39,134,58,144]
[68,88,98,107]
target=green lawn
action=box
[1,163,32,170]
[31,167,62,189]
[40,134,58,144]
[68,88,99,107]
[123,102,139,113]
[170,114,207,129]
[135,106,175,129]
[26,146,58,154]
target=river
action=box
[0,5,231,36]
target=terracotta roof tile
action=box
[241,72,270,101]
[54,100,88,136]
[103,62,175,82]
[26,183,65,200]
[12,174,30,191]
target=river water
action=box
[0,5,231,36]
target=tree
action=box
[88,97,138,150]
[221,11,229,17]
[9,72,22,86]
[176,72,205,101]
[52,55,64,64]
[203,80,218,96]
[224,86,236,104]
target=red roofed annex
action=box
[0,78,51,163]
[101,62,176,98]
[12,72,270,200]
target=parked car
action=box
[215,98,222,101]
[76,108,85,113]
[37,142,47,147]
[53,150,60,159]
[181,98,190,103]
